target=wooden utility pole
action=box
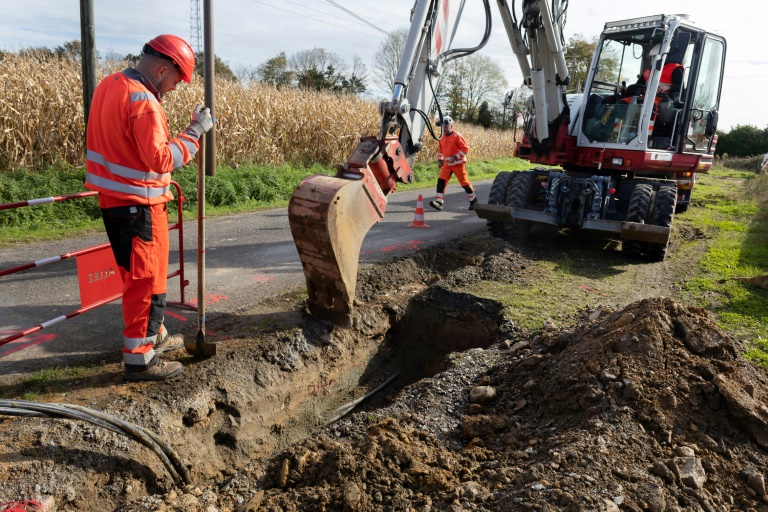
[79,0,97,126]
[203,0,216,176]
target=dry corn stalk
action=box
[0,54,518,172]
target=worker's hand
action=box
[447,156,456,166]
[184,105,213,140]
[437,159,444,168]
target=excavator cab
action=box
[578,18,726,156]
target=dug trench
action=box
[1,230,768,511]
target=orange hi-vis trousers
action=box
[101,203,170,368]
[435,162,475,202]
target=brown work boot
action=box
[124,359,183,382]
[154,331,184,354]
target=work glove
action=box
[184,105,213,140]
[438,159,444,168]
[447,156,456,166]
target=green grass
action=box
[0,157,531,246]
[25,365,88,386]
[464,166,768,366]
[679,171,768,348]
[674,169,768,363]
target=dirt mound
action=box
[2,235,768,511]
[248,298,768,511]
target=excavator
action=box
[287,0,727,327]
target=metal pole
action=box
[185,0,218,357]
[197,137,206,334]
[79,0,97,126]
[203,0,216,176]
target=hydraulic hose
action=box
[0,399,191,486]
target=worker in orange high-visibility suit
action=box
[85,34,213,382]
[429,116,476,212]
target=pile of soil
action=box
[1,236,767,512]
[224,297,768,512]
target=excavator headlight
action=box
[611,157,624,166]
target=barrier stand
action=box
[0,182,194,348]
[166,181,196,311]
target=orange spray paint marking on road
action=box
[164,310,189,322]
[188,294,230,307]
[0,331,56,357]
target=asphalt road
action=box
[0,181,493,383]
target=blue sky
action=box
[1,0,763,131]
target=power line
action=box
[319,0,400,31]
[322,0,388,35]
[246,0,386,40]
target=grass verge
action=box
[0,157,530,247]
[466,167,768,366]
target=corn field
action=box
[0,54,518,172]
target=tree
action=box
[342,55,368,95]
[716,125,768,157]
[564,34,598,93]
[477,101,493,128]
[372,28,408,93]
[289,47,345,79]
[194,52,238,83]
[289,48,367,95]
[440,54,507,123]
[296,65,338,91]
[54,40,82,61]
[255,52,293,88]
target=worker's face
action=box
[444,123,453,134]
[155,64,184,99]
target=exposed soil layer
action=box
[1,233,767,512]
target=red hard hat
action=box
[146,34,195,83]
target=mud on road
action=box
[1,221,767,512]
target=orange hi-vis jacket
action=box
[437,131,469,166]
[85,68,199,207]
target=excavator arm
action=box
[288,0,569,327]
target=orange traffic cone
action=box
[409,194,430,228]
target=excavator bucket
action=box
[288,173,384,328]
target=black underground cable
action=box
[0,400,191,486]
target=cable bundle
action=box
[0,399,191,487]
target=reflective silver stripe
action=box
[458,151,467,157]
[124,335,156,350]
[130,91,158,104]
[86,172,169,199]
[177,139,198,168]
[87,150,164,181]
[123,349,155,366]
[170,143,184,169]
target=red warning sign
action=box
[76,247,124,308]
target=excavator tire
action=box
[503,171,538,241]
[486,171,518,240]
[646,181,676,262]
[622,183,653,257]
